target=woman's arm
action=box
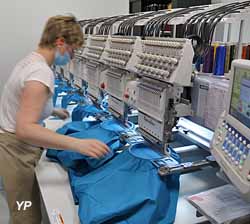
[16,81,109,158]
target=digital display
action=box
[230,67,250,129]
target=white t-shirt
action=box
[0,52,54,133]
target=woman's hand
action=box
[52,108,70,120]
[73,139,110,158]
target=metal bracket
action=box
[153,156,217,176]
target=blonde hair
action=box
[39,15,84,48]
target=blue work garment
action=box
[100,119,135,132]
[57,120,101,135]
[61,92,85,109]
[46,120,180,224]
[53,80,74,106]
[72,143,180,224]
[46,120,127,172]
[46,120,101,164]
[46,119,126,204]
[55,128,123,171]
[46,119,135,168]
[72,105,107,121]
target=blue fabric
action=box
[61,92,84,109]
[46,120,100,162]
[46,120,180,224]
[72,105,106,121]
[55,128,123,171]
[128,144,162,160]
[98,94,109,111]
[195,55,203,72]
[53,81,74,106]
[100,119,135,132]
[47,120,126,205]
[54,77,64,85]
[46,120,126,172]
[56,121,101,135]
[72,144,180,224]
[55,77,66,85]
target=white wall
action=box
[0,0,129,95]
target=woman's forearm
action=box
[16,123,79,151]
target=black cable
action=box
[97,14,136,35]
[182,1,250,59]
[182,3,236,37]
[142,7,201,37]
[117,11,160,36]
[158,7,203,37]
[85,17,112,34]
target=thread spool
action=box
[213,45,226,76]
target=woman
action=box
[0,15,109,224]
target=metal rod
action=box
[174,145,199,154]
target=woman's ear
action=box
[55,38,66,55]
[55,38,65,47]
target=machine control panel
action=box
[211,60,250,201]
[214,121,250,175]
